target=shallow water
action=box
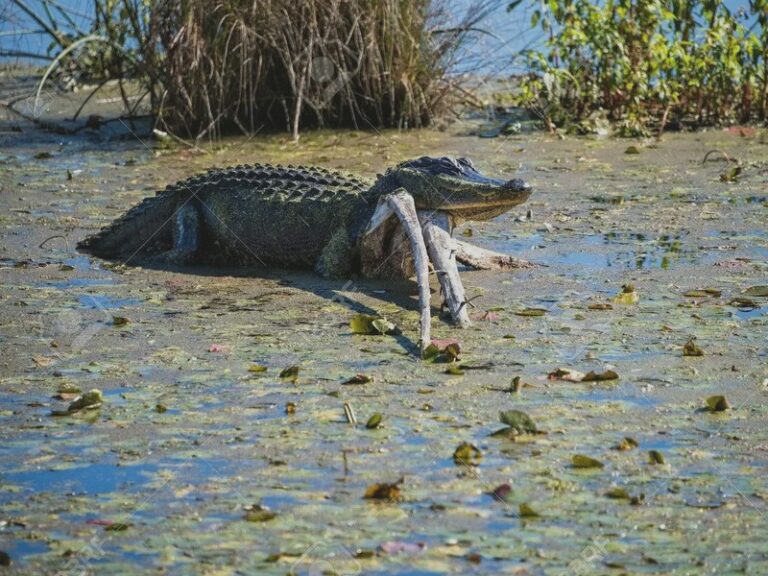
[1,110,768,575]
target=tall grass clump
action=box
[152,0,491,139]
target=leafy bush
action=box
[509,0,768,132]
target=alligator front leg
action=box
[454,239,534,270]
[377,189,432,355]
[419,213,471,328]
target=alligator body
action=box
[78,157,532,279]
[80,156,532,353]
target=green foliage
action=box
[508,0,768,130]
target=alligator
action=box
[78,156,532,353]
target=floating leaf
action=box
[105,522,132,532]
[547,368,585,382]
[683,338,704,357]
[365,413,383,429]
[364,478,402,501]
[279,365,300,382]
[615,437,639,451]
[461,228,473,237]
[719,165,742,182]
[648,450,666,465]
[489,483,512,502]
[612,284,639,305]
[514,308,547,317]
[444,364,464,376]
[424,339,461,363]
[742,285,768,297]
[588,302,613,310]
[53,389,103,416]
[684,288,721,298]
[248,364,268,373]
[572,454,604,469]
[453,442,482,466]
[112,316,129,326]
[729,297,759,309]
[499,410,537,434]
[243,504,277,522]
[519,503,540,517]
[155,404,167,414]
[581,370,619,382]
[605,487,631,500]
[285,402,296,415]
[705,395,730,412]
[342,373,373,385]
[350,314,396,335]
[624,145,641,155]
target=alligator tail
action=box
[77,192,178,261]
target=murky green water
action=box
[1,112,767,574]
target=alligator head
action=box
[383,156,531,224]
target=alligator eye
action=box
[457,157,475,169]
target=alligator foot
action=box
[380,189,432,355]
[420,214,471,328]
[454,239,535,270]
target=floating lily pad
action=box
[279,365,300,382]
[514,308,547,317]
[729,297,759,309]
[683,338,704,357]
[615,437,639,451]
[612,284,639,304]
[243,504,277,522]
[581,369,619,382]
[572,454,605,469]
[499,410,537,434]
[453,442,482,466]
[248,363,268,373]
[648,450,666,465]
[364,478,403,501]
[624,145,641,154]
[742,285,768,297]
[350,314,396,335]
[605,487,631,500]
[588,302,613,310]
[112,316,129,326]
[52,388,103,416]
[342,373,373,385]
[366,413,383,429]
[519,503,540,518]
[705,395,730,412]
[424,339,461,363]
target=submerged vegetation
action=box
[509,0,768,134]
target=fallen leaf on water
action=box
[32,355,55,367]
[444,364,464,376]
[548,368,586,382]
[342,373,373,385]
[424,339,461,363]
[719,165,742,182]
[615,437,639,451]
[489,483,513,502]
[728,297,759,309]
[519,503,540,518]
[742,285,768,297]
[364,478,403,501]
[155,404,167,413]
[279,365,300,382]
[499,410,537,434]
[379,541,426,555]
[648,450,666,465]
[52,389,103,416]
[605,487,631,500]
[243,504,277,522]
[350,314,396,335]
[248,364,268,373]
[514,308,547,317]
[624,145,641,155]
[683,338,704,357]
[581,370,619,382]
[285,402,296,415]
[705,395,730,412]
[684,288,721,298]
[572,454,605,469]
[112,316,129,326]
[612,284,639,305]
[105,523,132,532]
[454,442,482,466]
[588,302,613,310]
[366,413,383,429]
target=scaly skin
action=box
[78,157,532,278]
